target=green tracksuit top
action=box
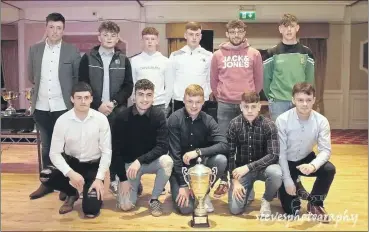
[263,42,315,101]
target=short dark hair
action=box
[241,91,260,103]
[279,13,298,26]
[46,13,65,26]
[292,82,315,97]
[135,79,154,92]
[142,27,159,36]
[71,82,93,97]
[226,19,247,31]
[98,21,120,34]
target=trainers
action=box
[204,195,214,213]
[213,181,228,198]
[109,180,118,196]
[149,199,163,217]
[259,198,271,218]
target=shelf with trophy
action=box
[1,88,39,145]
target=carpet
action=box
[331,129,368,145]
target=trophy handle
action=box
[210,167,218,186]
[182,167,190,186]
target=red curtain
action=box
[1,40,19,108]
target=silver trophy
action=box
[182,157,217,228]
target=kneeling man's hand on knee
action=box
[127,160,141,179]
[119,180,132,198]
[89,179,104,200]
[232,165,249,180]
[67,170,85,193]
[176,187,192,208]
[296,163,315,175]
[285,184,296,196]
[232,179,246,201]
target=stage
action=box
[1,143,368,231]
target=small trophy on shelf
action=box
[25,88,33,116]
[1,90,19,116]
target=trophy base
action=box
[190,214,210,228]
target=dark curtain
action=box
[300,38,327,115]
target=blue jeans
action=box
[268,99,293,122]
[228,164,282,215]
[216,102,241,181]
[169,154,227,215]
[117,155,173,211]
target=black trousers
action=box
[278,152,336,215]
[33,109,67,170]
[40,154,102,216]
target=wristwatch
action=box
[112,100,118,107]
[195,148,202,157]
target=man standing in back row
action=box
[130,27,172,115]
[167,21,213,115]
[263,13,315,199]
[29,13,81,200]
[210,19,263,199]
[79,21,133,196]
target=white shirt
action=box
[36,39,67,111]
[276,108,331,187]
[99,46,114,102]
[130,51,172,107]
[49,108,112,180]
[168,45,213,101]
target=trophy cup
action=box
[24,88,33,116]
[182,157,217,228]
[1,90,19,116]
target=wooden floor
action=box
[1,144,368,231]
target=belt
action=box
[62,152,100,164]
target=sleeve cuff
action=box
[283,177,294,188]
[117,173,128,182]
[309,159,322,171]
[247,163,254,172]
[96,170,106,181]
[61,166,72,177]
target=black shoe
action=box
[29,184,54,200]
[59,192,67,201]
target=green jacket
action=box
[263,42,315,101]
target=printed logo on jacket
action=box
[222,55,250,68]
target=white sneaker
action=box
[204,195,214,213]
[260,198,271,218]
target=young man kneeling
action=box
[113,79,173,217]
[39,82,112,218]
[227,91,282,217]
[168,84,229,215]
[276,82,335,222]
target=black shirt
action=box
[168,108,229,186]
[112,105,168,182]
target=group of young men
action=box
[27,12,336,222]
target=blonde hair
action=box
[184,84,204,98]
[185,22,202,31]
